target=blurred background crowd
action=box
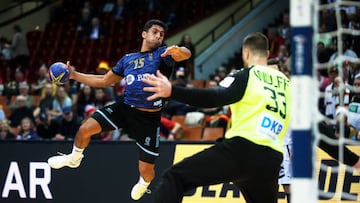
[0,0,359,142]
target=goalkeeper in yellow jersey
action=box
[143,32,291,203]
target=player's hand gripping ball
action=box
[48,62,70,85]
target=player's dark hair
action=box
[243,32,269,56]
[143,19,167,32]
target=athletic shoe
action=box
[47,152,83,169]
[131,182,150,200]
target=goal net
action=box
[291,0,360,202]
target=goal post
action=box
[290,0,318,202]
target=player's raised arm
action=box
[161,45,191,62]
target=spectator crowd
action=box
[1,1,360,142]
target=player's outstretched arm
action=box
[66,61,122,87]
[66,61,76,79]
[161,45,191,62]
[66,61,106,79]
[144,70,235,108]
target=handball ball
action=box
[48,62,70,85]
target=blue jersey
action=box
[112,46,174,109]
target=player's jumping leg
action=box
[47,118,102,169]
[131,160,155,200]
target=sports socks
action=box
[71,145,84,160]
[139,176,151,187]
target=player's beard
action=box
[150,37,162,47]
[143,38,162,51]
[154,41,162,48]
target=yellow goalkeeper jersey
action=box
[225,65,291,153]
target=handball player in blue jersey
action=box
[47,19,191,200]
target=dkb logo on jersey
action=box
[257,114,283,140]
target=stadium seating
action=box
[201,127,224,141]
[21,0,236,75]
[181,126,203,141]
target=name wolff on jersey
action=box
[253,69,290,91]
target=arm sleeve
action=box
[171,69,249,108]
[318,121,359,166]
[112,57,125,77]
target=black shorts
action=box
[91,101,161,164]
